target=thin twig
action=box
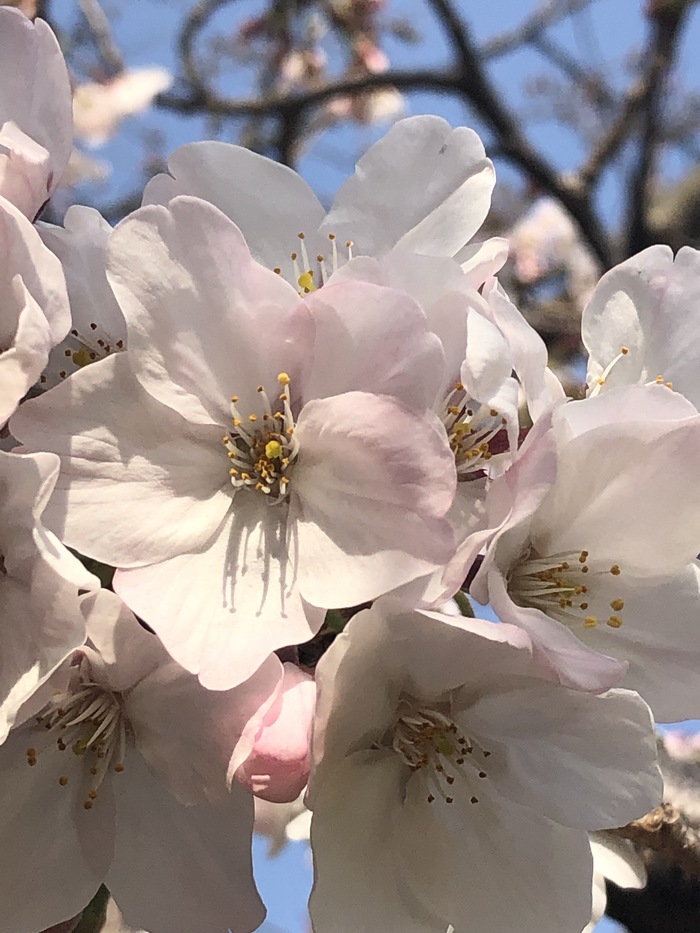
[77,0,123,75]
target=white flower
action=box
[12,196,457,689]
[0,194,70,423]
[308,601,661,933]
[143,115,506,288]
[581,244,700,405]
[0,589,279,933]
[0,448,97,742]
[0,8,72,219]
[464,384,700,720]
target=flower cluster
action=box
[2,7,700,933]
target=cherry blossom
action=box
[11,195,457,689]
[143,115,505,288]
[582,244,700,406]
[0,589,278,933]
[0,8,72,220]
[308,601,661,933]
[464,384,700,720]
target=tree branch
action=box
[625,0,691,256]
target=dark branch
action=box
[625,0,691,256]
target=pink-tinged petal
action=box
[0,11,72,217]
[236,663,315,803]
[142,141,325,271]
[107,754,264,933]
[309,752,444,933]
[466,685,661,830]
[293,392,456,607]
[398,776,594,933]
[108,196,307,425]
[302,281,443,408]
[0,124,53,221]
[127,649,282,806]
[11,353,230,566]
[0,719,113,932]
[114,500,324,691]
[322,116,495,259]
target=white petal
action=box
[309,752,445,933]
[465,684,661,830]
[11,353,230,566]
[108,754,264,933]
[0,719,113,931]
[322,116,494,259]
[107,196,306,425]
[142,141,325,270]
[114,501,323,690]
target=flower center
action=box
[28,657,126,810]
[273,232,355,294]
[223,372,299,503]
[391,702,490,805]
[440,381,508,479]
[509,548,624,630]
[40,324,125,384]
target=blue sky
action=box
[49,2,700,931]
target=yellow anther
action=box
[656,375,664,384]
[610,599,624,611]
[610,564,621,576]
[278,373,291,385]
[666,381,673,389]
[248,414,257,423]
[231,395,239,403]
[71,347,93,368]
[597,377,606,386]
[58,776,68,786]
[489,409,499,417]
[114,763,125,773]
[298,271,316,292]
[290,252,297,261]
[621,346,629,355]
[273,267,281,274]
[265,440,283,460]
[83,801,93,810]
[607,616,623,628]
[298,232,305,239]
[26,748,36,757]
[583,616,598,628]
[257,385,264,393]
